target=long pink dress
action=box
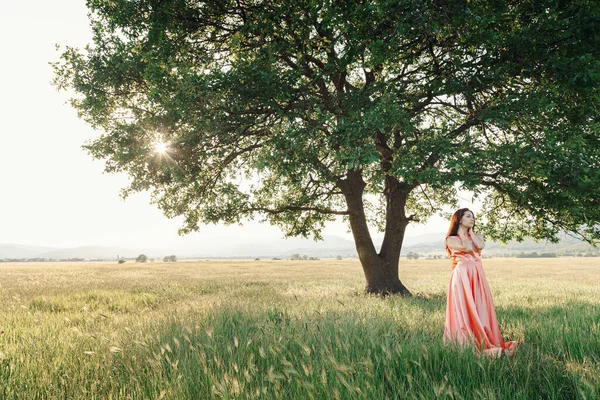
[444,235,516,357]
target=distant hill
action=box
[189,236,359,259]
[0,244,60,259]
[0,244,178,260]
[0,237,358,260]
[401,233,597,256]
[1,232,596,260]
[39,246,155,260]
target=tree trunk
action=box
[338,170,411,296]
[362,256,410,295]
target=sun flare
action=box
[154,141,168,154]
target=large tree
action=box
[54,0,600,294]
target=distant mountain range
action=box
[0,244,60,259]
[0,232,596,260]
[0,236,361,260]
[403,233,598,256]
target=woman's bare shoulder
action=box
[446,236,462,245]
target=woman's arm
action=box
[446,236,474,252]
[470,230,485,250]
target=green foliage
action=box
[516,252,558,258]
[53,0,600,244]
[136,254,148,263]
[290,254,318,261]
[163,255,177,262]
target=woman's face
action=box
[459,211,475,228]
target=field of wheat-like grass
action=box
[0,258,598,399]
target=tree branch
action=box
[246,206,349,216]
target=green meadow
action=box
[0,258,598,399]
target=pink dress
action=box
[444,235,516,357]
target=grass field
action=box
[0,258,598,399]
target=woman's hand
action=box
[447,235,474,253]
[469,228,486,250]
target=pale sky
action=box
[0,1,467,249]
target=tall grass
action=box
[0,259,598,399]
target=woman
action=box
[444,208,516,357]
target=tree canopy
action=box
[55,0,600,294]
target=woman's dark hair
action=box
[446,208,475,256]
